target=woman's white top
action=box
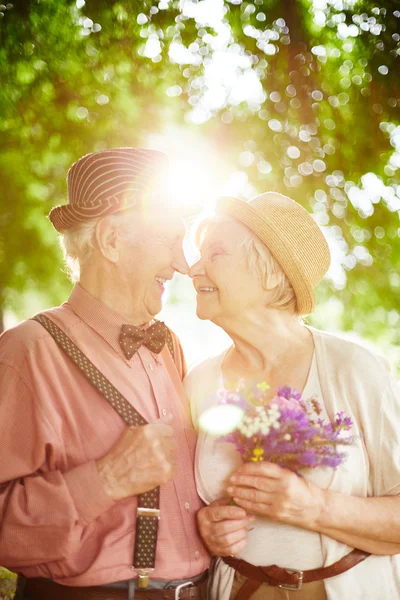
[184,327,400,600]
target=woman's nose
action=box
[188,259,205,279]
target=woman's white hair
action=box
[241,232,297,313]
[59,211,135,282]
[196,216,298,314]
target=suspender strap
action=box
[32,313,173,572]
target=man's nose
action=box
[172,248,189,275]
[188,259,205,279]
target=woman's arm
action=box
[228,462,400,555]
[316,491,400,554]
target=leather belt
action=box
[24,576,206,600]
[224,548,370,596]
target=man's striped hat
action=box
[49,148,175,232]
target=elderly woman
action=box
[184,192,400,600]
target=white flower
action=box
[260,425,270,435]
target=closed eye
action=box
[211,249,225,260]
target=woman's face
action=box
[189,219,267,323]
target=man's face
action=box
[115,213,188,322]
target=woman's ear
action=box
[95,218,119,263]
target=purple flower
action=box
[298,451,319,467]
[217,381,353,473]
[277,386,302,401]
[335,411,353,429]
[321,454,343,468]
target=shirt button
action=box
[194,551,200,559]
[184,502,190,510]
[162,409,167,417]
[149,364,154,371]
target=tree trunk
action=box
[280,0,317,125]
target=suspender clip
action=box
[137,507,161,519]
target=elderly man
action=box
[0,148,209,600]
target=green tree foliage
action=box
[142,0,400,347]
[0,0,192,329]
[0,567,16,600]
[0,0,399,355]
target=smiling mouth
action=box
[198,287,218,293]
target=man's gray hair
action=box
[59,212,135,282]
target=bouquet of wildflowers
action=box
[209,382,353,473]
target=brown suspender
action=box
[32,313,177,582]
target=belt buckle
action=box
[174,580,193,600]
[278,568,303,590]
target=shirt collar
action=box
[67,284,153,362]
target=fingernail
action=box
[227,487,233,494]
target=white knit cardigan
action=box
[184,327,400,600]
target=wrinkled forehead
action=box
[154,214,186,238]
[123,210,186,239]
[197,216,251,249]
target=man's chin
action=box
[150,308,162,320]
[145,300,163,321]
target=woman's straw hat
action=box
[216,192,331,315]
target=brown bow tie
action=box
[119,321,167,360]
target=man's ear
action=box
[95,218,119,263]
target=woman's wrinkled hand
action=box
[197,498,255,556]
[227,462,326,531]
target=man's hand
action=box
[96,422,177,501]
[197,498,255,556]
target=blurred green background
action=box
[0,0,399,594]
[1,0,400,364]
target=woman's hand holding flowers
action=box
[199,383,353,532]
[227,461,326,530]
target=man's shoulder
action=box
[161,323,188,379]
[164,323,180,346]
[0,303,77,367]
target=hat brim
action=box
[49,201,125,233]
[216,196,316,316]
[49,197,201,233]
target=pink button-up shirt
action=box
[0,285,209,586]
